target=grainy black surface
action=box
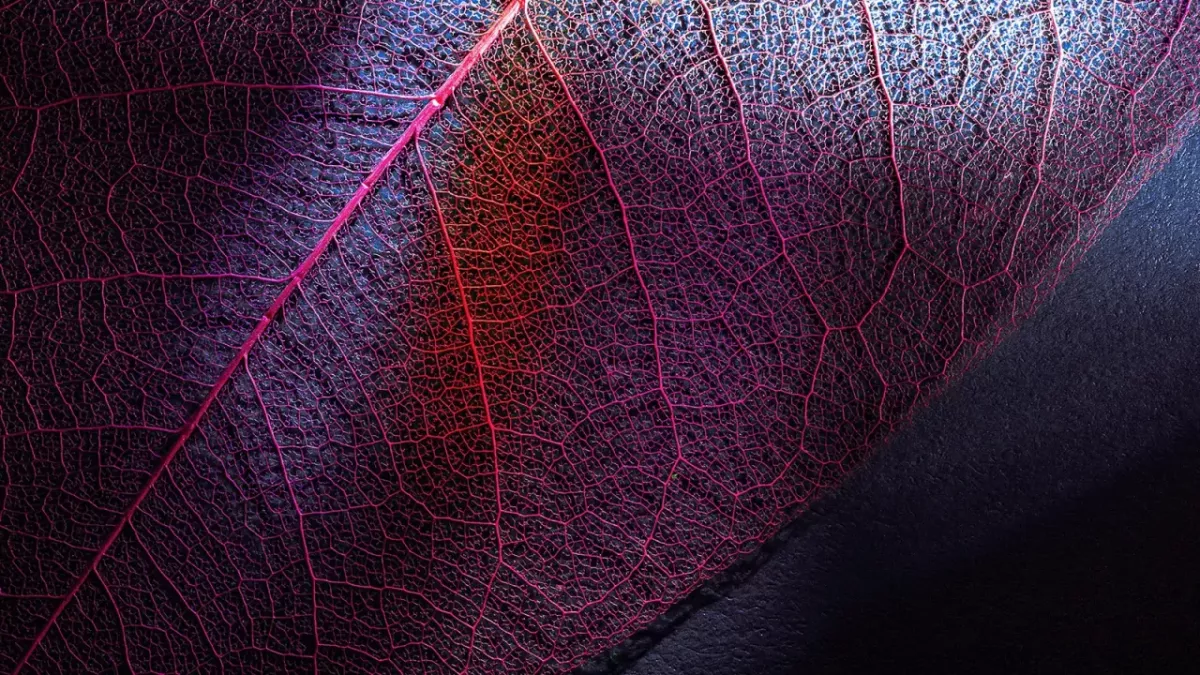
[616,131,1200,675]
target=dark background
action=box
[613,131,1200,675]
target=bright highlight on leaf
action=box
[1,0,1197,672]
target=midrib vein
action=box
[10,1,524,671]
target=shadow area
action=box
[613,130,1200,675]
[801,432,1200,675]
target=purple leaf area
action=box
[0,0,1196,672]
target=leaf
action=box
[1,0,1196,672]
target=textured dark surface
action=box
[623,129,1200,675]
[2,1,1199,672]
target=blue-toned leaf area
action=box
[0,1,1197,672]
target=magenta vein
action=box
[9,1,524,671]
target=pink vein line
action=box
[10,1,523,671]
